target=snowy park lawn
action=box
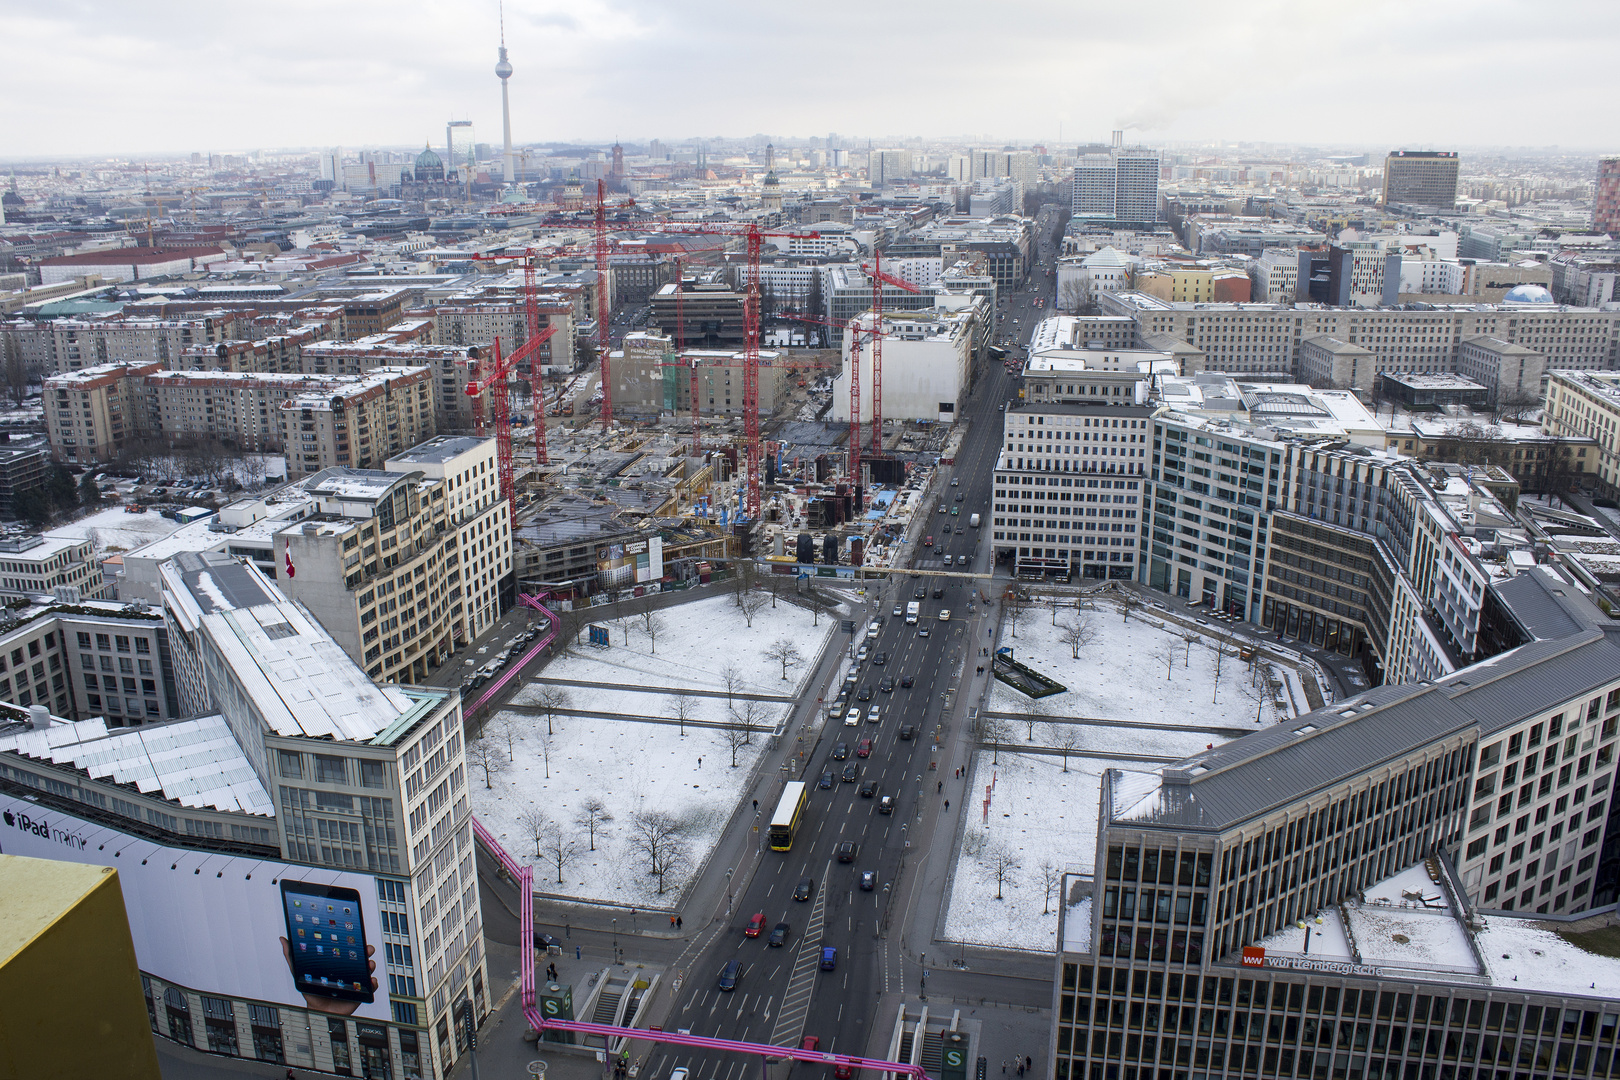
[993,599,1295,731]
[474,593,840,905]
[942,750,1160,951]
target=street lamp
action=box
[612,918,618,960]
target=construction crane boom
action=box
[464,323,561,524]
[860,252,921,453]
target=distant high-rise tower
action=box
[495,6,515,185]
[1595,158,1620,237]
[762,143,782,213]
[1382,151,1459,210]
[1070,134,1159,225]
[611,141,624,180]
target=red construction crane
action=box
[469,247,554,465]
[629,221,817,519]
[860,252,922,453]
[464,323,561,525]
[782,312,879,492]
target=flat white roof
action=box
[0,714,273,815]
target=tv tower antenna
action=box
[495,1,515,185]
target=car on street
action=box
[922,535,933,547]
[801,1036,820,1052]
[914,586,927,599]
[718,960,741,991]
[841,762,859,783]
[745,913,766,937]
[954,493,964,502]
[857,685,874,701]
[866,620,881,639]
[901,674,915,688]
[898,723,917,740]
[892,604,903,617]
[878,795,896,814]
[818,768,835,789]
[793,877,815,901]
[939,609,952,621]
[768,922,790,947]
[932,585,944,598]
[950,507,959,516]
[860,870,877,891]
[951,478,960,487]
[879,675,894,692]
[819,946,838,971]
[859,778,878,797]
[836,840,858,862]
[917,625,930,637]
[856,645,869,661]
[844,708,862,727]
[872,651,887,666]
[831,742,849,760]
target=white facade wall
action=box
[828,315,971,425]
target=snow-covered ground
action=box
[47,506,184,554]
[473,593,840,906]
[942,751,1160,951]
[993,599,1297,729]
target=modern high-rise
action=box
[1071,134,1160,225]
[1382,150,1460,210]
[1595,157,1620,237]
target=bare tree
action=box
[488,712,521,756]
[729,696,768,747]
[1182,631,1199,666]
[1006,594,1026,639]
[239,453,267,490]
[466,737,509,789]
[739,589,769,628]
[764,638,803,682]
[538,820,583,885]
[716,722,752,768]
[732,560,759,606]
[720,662,744,709]
[980,715,1013,765]
[640,610,667,654]
[1047,721,1083,773]
[517,807,550,858]
[534,685,571,735]
[574,797,614,851]
[1120,593,1141,623]
[1210,636,1240,703]
[979,841,1022,900]
[1239,665,1272,724]
[665,691,697,736]
[536,728,556,779]
[961,827,987,857]
[1155,638,1179,681]
[1022,696,1051,741]
[1057,615,1096,660]
[1040,860,1060,915]
[625,810,691,895]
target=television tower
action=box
[495,3,515,185]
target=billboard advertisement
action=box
[0,792,392,1021]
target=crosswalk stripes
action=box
[767,858,831,1048]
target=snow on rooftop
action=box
[1478,920,1620,996]
[1111,770,1163,820]
[0,714,273,815]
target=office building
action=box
[1382,150,1460,210]
[274,436,509,683]
[1051,568,1620,1080]
[829,308,979,427]
[0,550,484,1077]
[1543,369,1620,498]
[609,333,788,420]
[0,447,47,518]
[429,301,575,377]
[1594,157,1620,237]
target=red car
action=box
[923,536,933,547]
[744,912,767,937]
[856,738,873,758]
[801,1036,820,1052]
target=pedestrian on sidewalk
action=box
[944,800,949,810]
[1026,1057,1033,1071]
[937,781,942,793]
[1001,1062,1008,1074]
[670,915,677,927]
[697,757,702,768]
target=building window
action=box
[277,750,303,780]
[315,755,349,785]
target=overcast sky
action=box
[4,0,1618,159]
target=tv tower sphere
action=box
[496,46,512,81]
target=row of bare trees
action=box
[961,827,1065,911]
[513,800,694,894]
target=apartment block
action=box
[0,447,47,517]
[0,599,182,724]
[281,366,436,479]
[43,360,161,463]
[1455,336,1545,406]
[430,301,575,375]
[43,315,232,373]
[274,436,509,683]
[1382,149,1460,209]
[0,534,110,600]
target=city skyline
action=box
[4,0,1620,158]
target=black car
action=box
[831,742,849,760]
[718,959,741,991]
[857,685,874,701]
[793,877,815,901]
[836,840,858,863]
[872,652,887,666]
[898,723,917,740]
[932,585,944,598]
[900,674,915,688]
[954,493,964,502]
[818,768,835,789]
[841,763,859,783]
[879,676,895,692]
[914,587,927,600]
[859,778,878,797]
[768,922,790,947]
[860,870,877,891]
